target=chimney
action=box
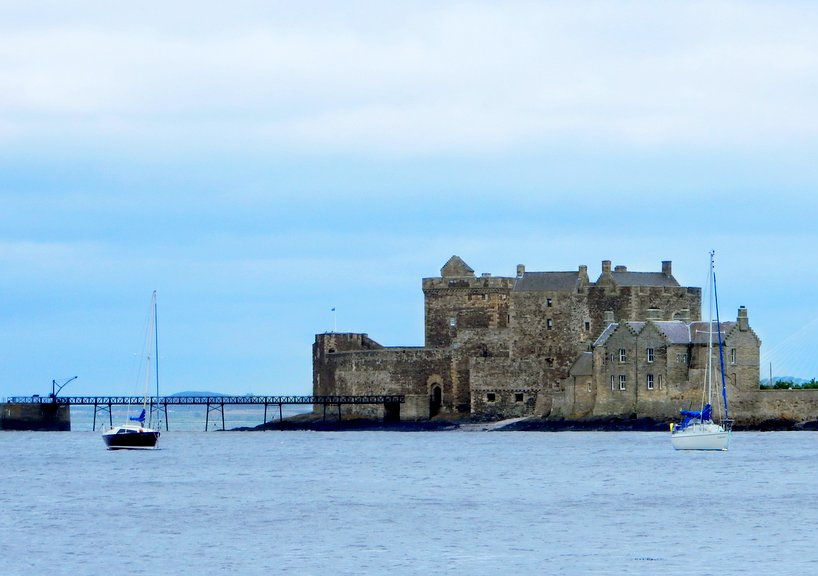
[614,265,627,272]
[646,308,662,321]
[662,260,672,276]
[602,260,612,275]
[603,310,615,324]
[738,306,749,331]
[578,265,588,284]
[516,264,525,278]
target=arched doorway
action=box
[430,385,442,417]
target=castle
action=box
[313,256,818,425]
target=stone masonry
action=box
[312,256,818,424]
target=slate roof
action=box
[594,320,735,347]
[689,321,736,344]
[606,271,680,287]
[514,271,580,292]
[651,321,692,344]
[593,323,620,347]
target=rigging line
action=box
[761,313,818,358]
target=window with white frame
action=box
[619,375,627,390]
[646,374,654,390]
[646,347,655,363]
[619,348,627,363]
[730,348,736,364]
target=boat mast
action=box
[705,251,714,410]
[154,290,160,407]
[714,266,729,420]
[143,292,154,418]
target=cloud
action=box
[1,1,817,154]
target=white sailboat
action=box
[102,291,162,450]
[671,252,733,451]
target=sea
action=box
[1,429,816,576]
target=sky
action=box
[2,1,818,398]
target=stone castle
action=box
[313,256,818,425]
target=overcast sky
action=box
[2,1,818,397]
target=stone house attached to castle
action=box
[563,307,761,422]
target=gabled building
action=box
[560,307,761,421]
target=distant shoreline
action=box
[236,414,818,432]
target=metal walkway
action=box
[5,395,405,431]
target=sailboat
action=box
[670,251,733,451]
[102,291,162,450]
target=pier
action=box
[2,395,405,431]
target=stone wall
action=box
[1,402,71,431]
[423,276,513,348]
[468,357,543,418]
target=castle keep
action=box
[313,256,818,425]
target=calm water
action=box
[1,431,816,575]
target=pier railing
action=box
[4,395,405,431]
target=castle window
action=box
[619,375,627,390]
[610,375,615,391]
[730,348,736,365]
[646,374,654,390]
[676,353,687,364]
[449,317,457,328]
[546,298,553,307]
[646,348,655,363]
[619,348,627,363]
[547,319,553,330]
[584,321,590,332]
[658,374,664,389]
[515,393,524,403]
[486,392,496,403]
[587,381,592,392]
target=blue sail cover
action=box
[678,404,712,429]
[129,409,146,423]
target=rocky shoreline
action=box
[236,413,818,432]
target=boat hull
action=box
[671,423,729,451]
[102,426,160,450]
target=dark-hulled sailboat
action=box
[103,291,161,450]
